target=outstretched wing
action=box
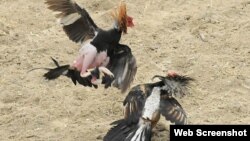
[160,97,187,125]
[107,44,137,93]
[155,74,193,125]
[123,85,146,125]
[45,0,98,43]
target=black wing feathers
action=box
[74,3,97,28]
[123,85,146,124]
[45,0,98,43]
[108,44,137,93]
[63,19,92,42]
[157,75,193,125]
[45,0,76,17]
[160,97,187,125]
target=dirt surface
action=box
[0,0,250,140]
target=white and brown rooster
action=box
[104,73,194,140]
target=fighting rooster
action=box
[43,0,136,92]
[104,73,194,141]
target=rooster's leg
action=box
[72,55,83,71]
[81,45,97,77]
[83,51,113,79]
[72,43,97,77]
[98,67,114,77]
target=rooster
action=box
[104,73,194,141]
[43,0,136,92]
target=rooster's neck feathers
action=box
[111,2,127,33]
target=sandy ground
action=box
[0,0,250,140]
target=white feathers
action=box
[120,61,128,83]
[128,119,151,141]
[94,31,98,36]
[59,13,81,26]
[142,87,161,120]
[128,88,161,141]
[130,124,146,141]
[113,20,119,30]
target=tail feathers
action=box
[42,58,98,88]
[104,119,152,141]
[104,119,136,141]
[43,57,70,80]
[43,64,70,80]
[126,121,152,141]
